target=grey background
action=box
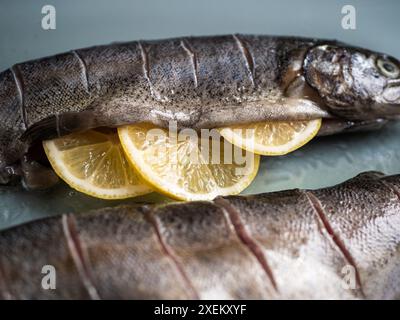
[0,0,399,229]
[1,0,399,70]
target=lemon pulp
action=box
[43,129,152,199]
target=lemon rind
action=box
[218,119,322,156]
[118,127,260,201]
[43,140,152,200]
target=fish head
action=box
[303,43,400,120]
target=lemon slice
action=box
[118,124,260,201]
[218,119,322,156]
[43,129,152,199]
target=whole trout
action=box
[0,35,400,186]
[0,171,399,299]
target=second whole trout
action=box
[0,171,399,299]
[0,35,399,184]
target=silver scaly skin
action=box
[0,35,399,187]
[0,171,399,299]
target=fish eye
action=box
[377,58,400,78]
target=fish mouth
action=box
[379,80,400,118]
[382,81,400,104]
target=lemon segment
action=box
[118,124,260,201]
[43,130,152,199]
[218,119,322,156]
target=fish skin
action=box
[219,189,361,299]
[1,35,400,186]
[151,201,278,299]
[311,172,400,299]
[0,171,399,300]
[69,206,191,299]
[0,216,91,299]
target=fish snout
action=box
[382,80,400,104]
[376,80,400,118]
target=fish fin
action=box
[20,115,58,143]
[197,98,330,128]
[21,111,97,143]
[318,119,389,136]
[353,171,386,180]
[0,164,21,186]
[20,157,59,190]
